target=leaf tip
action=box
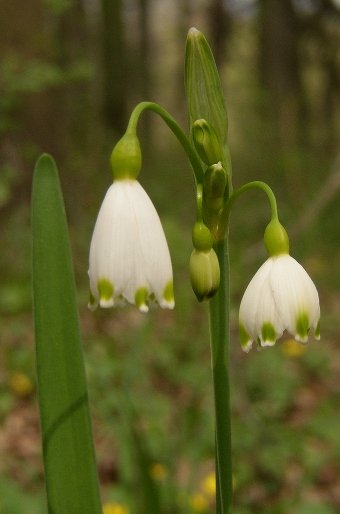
[35,153,56,170]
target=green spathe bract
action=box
[32,154,102,514]
[185,28,232,188]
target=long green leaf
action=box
[32,154,102,514]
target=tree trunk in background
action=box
[258,0,302,195]
[302,2,340,154]
[57,0,91,154]
[0,0,61,215]
[137,0,152,141]
[0,0,58,156]
[207,0,232,67]
[100,0,128,135]
[138,0,151,101]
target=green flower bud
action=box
[203,162,227,200]
[185,29,229,162]
[189,248,220,302]
[110,132,142,181]
[192,119,222,166]
[192,221,213,252]
[264,219,290,257]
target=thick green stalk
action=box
[209,237,233,514]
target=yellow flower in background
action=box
[201,471,216,498]
[189,493,209,512]
[9,372,34,397]
[281,338,307,358]
[102,501,129,514]
[149,462,168,481]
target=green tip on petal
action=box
[135,286,149,312]
[295,311,310,343]
[88,291,97,311]
[261,322,277,347]
[98,278,114,307]
[239,322,252,353]
[314,318,321,340]
[162,280,175,309]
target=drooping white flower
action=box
[239,254,320,352]
[88,179,174,312]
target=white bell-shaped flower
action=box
[239,255,320,352]
[239,219,320,352]
[88,179,174,312]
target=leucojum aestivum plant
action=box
[32,29,320,514]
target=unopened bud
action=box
[203,162,227,200]
[192,221,213,252]
[189,248,220,302]
[192,119,222,166]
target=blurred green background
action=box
[1,0,340,513]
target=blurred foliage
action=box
[1,0,340,512]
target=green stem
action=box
[217,180,278,239]
[209,237,233,514]
[127,101,204,184]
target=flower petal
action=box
[239,258,274,350]
[270,255,320,342]
[88,180,174,311]
[239,254,320,351]
[127,180,174,307]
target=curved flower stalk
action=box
[239,219,320,352]
[88,133,174,313]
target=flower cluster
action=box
[88,124,320,355]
